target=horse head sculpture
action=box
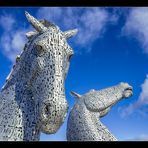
[0,11,78,141]
[67,82,133,141]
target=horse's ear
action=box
[26,31,38,39]
[64,29,78,39]
[70,91,81,99]
[25,11,47,33]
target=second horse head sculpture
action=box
[67,82,133,141]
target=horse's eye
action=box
[68,54,73,61]
[35,44,44,56]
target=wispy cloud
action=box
[122,7,148,54]
[0,14,15,31]
[37,7,117,53]
[126,134,148,141]
[120,75,148,118]
[119,8,148,117]
[0,8,119,62]
[0,14,29,63]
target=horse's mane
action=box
[1,50,25,91]
[1,35,33,91]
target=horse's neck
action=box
[1,62,30,102]
[92,112,117,141]
[0,77,40,141]
[1,40,33,92]
[71,101,117,141]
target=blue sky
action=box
[0,7,148,141]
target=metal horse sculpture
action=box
[67,82,133,141]
[0,11,78,141]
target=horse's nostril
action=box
[45,106,49,113]
[44,104,51,116]
[125,87,133,91]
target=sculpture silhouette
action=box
[0,11,78,141]
[67,82,133,141]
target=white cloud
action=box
[119,8,148,117]
[11,31,26,50]
[120,75,148,117]
[0,14,29,62]
[122,7,148,54]
[139,75,148,104]
[0,14,15,31]
[75,8,108,46]
[0,8,114,61]
[0,8,120,62]
[37,7,117,53]
[126,134,148,141]
[0,29,27,62]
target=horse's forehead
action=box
[33,30,67,45]
[82,91,98,99]
[41,29,63,39]
[86,90,98,96]
[83,87,121,99]
[83,89,110,99]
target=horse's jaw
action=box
[38,97,68,134]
